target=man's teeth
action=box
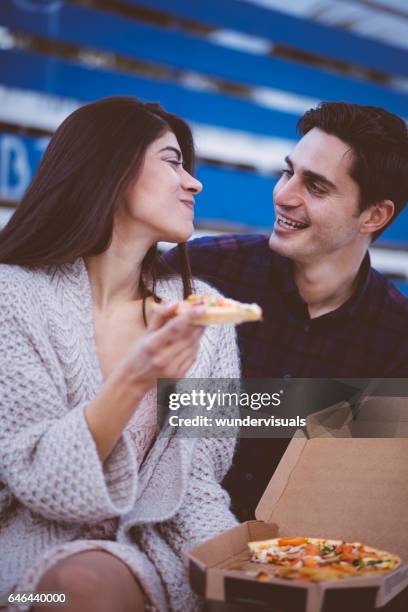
[277,215,308,230]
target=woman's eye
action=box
[168,160,183,167]
[279,168,293,179]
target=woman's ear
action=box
[359,200,395,237]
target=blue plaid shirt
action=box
[164,234,408,519]
[165,233,408,377]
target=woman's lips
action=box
[180,199,195,210]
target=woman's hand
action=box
[120,302,206,391]
[86,302,206,462]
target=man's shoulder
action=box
[156,275,227,301]
[163,233,277,280]
[163,234,279,299]
[371,267,408,321]
[368,270,408,374]
[186,233,272,257]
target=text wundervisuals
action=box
[168,415,306,427]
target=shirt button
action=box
[283,372,291,380]
[245,472,253,481]
[304,324,310,332]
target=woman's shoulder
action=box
[0,263,33,297]
[0,263,53,314]
[0,262,30,281]
[0,261,50,287]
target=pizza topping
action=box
[278,537,308,547]
[320,545,334,554]
[172,293,263,325]
[255,571,270,582]
[186,294,236,307]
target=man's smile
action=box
[276,212,310,231]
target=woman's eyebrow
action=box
[284,155,293,169]
[158,146,182,159]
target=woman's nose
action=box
[183,170,203,194]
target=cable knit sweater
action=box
[0,259,240,611]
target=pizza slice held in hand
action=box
[156,294,263,326]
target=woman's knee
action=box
[36,555,103,601]
[35,550,146,610]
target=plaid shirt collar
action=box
[274,250,374,321]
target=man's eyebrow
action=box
[284,155,337,191]
[158,146,182,160]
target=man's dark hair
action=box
[297,101,408,240]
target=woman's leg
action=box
[31,550,146,612]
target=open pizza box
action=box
[187,396,408,612]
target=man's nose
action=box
[274,176,303,207]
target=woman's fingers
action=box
[164,345,200,378]
[148,309,206,350]
[123,303,206,386]
[145,335,201,374]
[148,302,206,333]
[147,302,179,331]
[172,353,197,378]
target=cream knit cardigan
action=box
[0,259,240,611]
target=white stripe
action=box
[251,87,319,116]
[0,26,15,50]
[0,86,82,131]
[0,207,14,227]
[207,30,271,54]
[192,124,294,172]
[370,247,408,277]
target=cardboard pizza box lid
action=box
[255,397,408,561]
[304,396,408,439]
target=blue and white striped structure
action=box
[0,0,407,288]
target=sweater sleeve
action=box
[157,436,238,559]
[0,277,139,524]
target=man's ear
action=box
[359,200,395,237]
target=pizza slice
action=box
[164,293,263,326]
[248,537,401,583]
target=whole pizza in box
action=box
[248,537,401,583]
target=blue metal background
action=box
[0,0,407,247]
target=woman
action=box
[0,97,240,612]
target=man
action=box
[164,102,408,521]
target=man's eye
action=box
[308,182,326,196]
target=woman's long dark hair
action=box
[0,97,196,322]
